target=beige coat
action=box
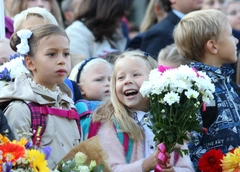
[0,74,80,169]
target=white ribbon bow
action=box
[16,29,32,55]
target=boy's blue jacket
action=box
[189,62,240,171]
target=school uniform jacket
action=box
[140,11,181,60]
[0,74,80,169]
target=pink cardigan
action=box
[97,120,195,172]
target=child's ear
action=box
[205,39,218,54]
[25,56,36,71]
[77,83,85,97]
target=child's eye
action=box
[64,52,70,57]
[95,78,103,82]
[47,53,55,57]
[117,76,124,80]
[228,10,237,16]
[134,73,141,77]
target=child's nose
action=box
[124,76,133,85]
[58,55,67,65]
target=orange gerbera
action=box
[0,142,25,163]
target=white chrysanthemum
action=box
[140,81,153,97]
[148,69,161,82]
[74,152,87,165]
[163,91,180,106]
[185,89,199,99]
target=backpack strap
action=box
[76,100,133,162]
[200,94,218,128]
[28,102,80,147]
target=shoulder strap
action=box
[28,102,80,147]
[28,102,47,147]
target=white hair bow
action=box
[16,29,32,55]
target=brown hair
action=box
[75,0,132,42]
[10,24,68,58]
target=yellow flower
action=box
[27,149,49,172]
[0,134,10,144]
[221,147,240,172]
[12,137,28,146]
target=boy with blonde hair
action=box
[174,9,240,171]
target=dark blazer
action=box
[140,11,181,60]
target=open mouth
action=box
[124,90,138,96]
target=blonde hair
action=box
[14,7,58,31]
[158,44,189,67]
[93,50,158,141]
[140,0,165,32]
[69,58,112,83]
[174,9,228,62]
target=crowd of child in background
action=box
[1,0,240,171]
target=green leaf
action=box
[93,164,105,172]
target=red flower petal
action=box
[198,149,223,172]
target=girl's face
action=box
[26,35,70,91]
[26,0,51,12]
[227,2,240,31]
[115,56,151,112]
[79,62,112,101]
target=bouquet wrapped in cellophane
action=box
[140,65,215,156]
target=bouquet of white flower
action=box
[140,65,215,156]
[0,54,30,88]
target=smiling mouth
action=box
[124,90,138,96]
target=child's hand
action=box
[159,153,175,172]
[143,149,161,172]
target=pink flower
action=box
[158,65,172,73]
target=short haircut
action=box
[14,7,58,31]
[174,9,228,61]
[158,44,189,66]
